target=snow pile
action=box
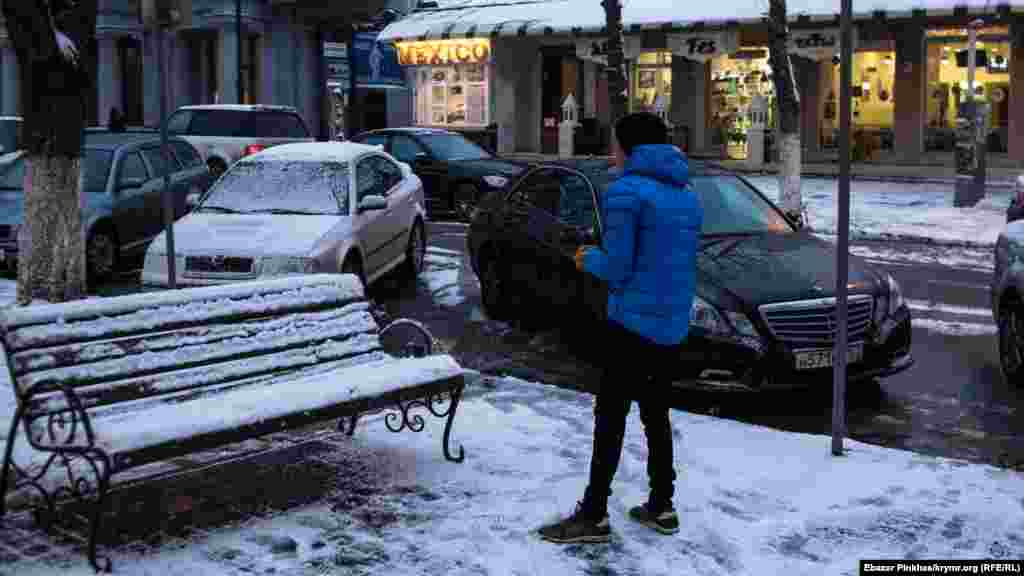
[420,247,468,308]
[748,176,1012,247]
[11,375,1024,575]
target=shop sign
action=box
[574,36,641,65]
[395,39,491,66]
[787,28,855,61]
[668,29,739,63]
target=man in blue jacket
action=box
[539,112,702,544]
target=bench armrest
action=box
[379,318,437,358]
[19,381,97,452]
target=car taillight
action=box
[243,144,265,157]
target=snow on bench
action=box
[0,274,467,573]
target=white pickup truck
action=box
[165,104,315,179]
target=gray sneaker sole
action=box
[628,510,680,535]
[539,532,612,544]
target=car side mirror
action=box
[185,192,200,209]
[117,177,145,191]
[358,194,388,213]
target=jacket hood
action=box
[623,145,689,187]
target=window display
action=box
[709,49,774,160]
[415,64,490,127]
[631,51,672,115]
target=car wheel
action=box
[479,256,510,322]
[207,158,227,180]
[454,183,480,222]
[86,228,117,287]
[403,220,426,281]
[341,254,367,290]
[998,295,1024,384]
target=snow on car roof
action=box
[241,141,383,164]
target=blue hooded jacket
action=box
[583,144,702,346]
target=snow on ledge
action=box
[1,274,363,329]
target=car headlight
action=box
[724,311,759,338]
[482,175,508,188]
[259,256,316,276]
[690,296,730,335]
[887,274,904,316]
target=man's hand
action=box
[574,245,594,271]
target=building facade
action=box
[0,0,413,138]
[380,1,1024,164]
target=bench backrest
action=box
[0,274,384,420]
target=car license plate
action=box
[794,343,864,370]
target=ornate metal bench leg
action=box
[85,450,113,573]
[442,384,465,463]
[0,403,27,517]
[338,414,358,436]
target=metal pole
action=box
[347,22,358,139]
[832,0,853,456]
[157,25,177,290]
[967,25,977,108]
[236,0,243,103]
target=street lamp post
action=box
[236,0,243,103]
[832,0,853,456]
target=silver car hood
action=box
[155,212,350,257]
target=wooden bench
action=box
[0,274,467,572]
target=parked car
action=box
[0,132,211,284]
[165,104,314,179]
[992,219,1024,384]
[350,127,528,220]
[467,159,914,390]
[141,141,427,289]
[1007,174,1024,224]
[0,116,22,155]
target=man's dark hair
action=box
[614,112,668,156]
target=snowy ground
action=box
[8,374,1022,575]
[748,177,1013,248]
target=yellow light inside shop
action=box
[395,39,492,66]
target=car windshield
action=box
[199,160,348,215]
[593,170,792,236]
[689,175,793,235]
[0,119,21,154]
[419,133,490,161]
[0,149,112,191]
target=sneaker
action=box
[628,502,679,535]
[538,502,611,544]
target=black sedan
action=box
[350,127,527,220]
[467,159,915,390]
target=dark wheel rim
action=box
[1000,302,1024,379]
[87,232,115,279]
[455,185,478,221]
[482,260,503,315]
[409,225,425,274]
[208,161,226,179]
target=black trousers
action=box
[576,319,678,520]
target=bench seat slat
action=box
[84,354,464,458]
[3,276,362,352]
[17,307,379,392]
[11,301,372,376]
[28,333,385,415]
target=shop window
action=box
[631,51,672,115]
[710,50,774,160]
[414,64,490,127]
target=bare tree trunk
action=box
[767,0,805,226]
[2,0,94,305]
[602,0,628,127]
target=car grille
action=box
[184,255,255,275]
[758,295,875,347]
[0,225,11,240]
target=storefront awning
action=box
[378,0,1020,42]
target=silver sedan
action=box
[142,141,427,288]
[993,219,1024,383]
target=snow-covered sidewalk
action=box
[748,177,1013,248]
[8,374,1021,575]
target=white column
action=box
[0,45,18,116]
[171,33,190,109]
[260,25,276,105]
[142,30,160,126]
[583,60,597,118]
[493,39,518,154]
[96,36,121,125]
[219,25,240,104]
